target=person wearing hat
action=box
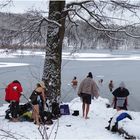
[5,80,23,122]
[77,72,99,119]
[29,81,46,125]
[111,81,130,110]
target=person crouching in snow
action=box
[106,91,131,132]
[5,80,23,122]
[77,72,99,119]
[105,106,132,132]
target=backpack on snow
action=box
[60,104,70,115]
[51,102,61,118]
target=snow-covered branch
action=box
[0,0,12,8]
[66,0,140,40]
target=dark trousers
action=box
[10,101,19,118]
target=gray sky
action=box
[0,0,76,13]
[0,0,140,14]
[0,0,49,13]
[0,0,140,25]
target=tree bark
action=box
[42,0,66,101]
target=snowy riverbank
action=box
[0,97,140,139]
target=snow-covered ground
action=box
[0,97,140,139]
[1,49,140,139]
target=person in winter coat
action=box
[5,80,23,122]
[111,82,130,110]
[77,72,99,119]
[30,81,46,125]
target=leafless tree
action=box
[1,0,140,101]
[42,0,140,101]
[0,0,12,8]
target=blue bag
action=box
[60,104,70,115]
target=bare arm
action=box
[77,80,83,96]
[93,81,99,99]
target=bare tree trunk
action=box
[42,1,66,101]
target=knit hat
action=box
[13,80,20,84]
[119,81,125,88]
[87,72,93,78]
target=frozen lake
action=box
[0,49,140,112]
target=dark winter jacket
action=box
[112,87,130,110]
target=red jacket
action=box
[5,82,23,102]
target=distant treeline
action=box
[0,12,140,50]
